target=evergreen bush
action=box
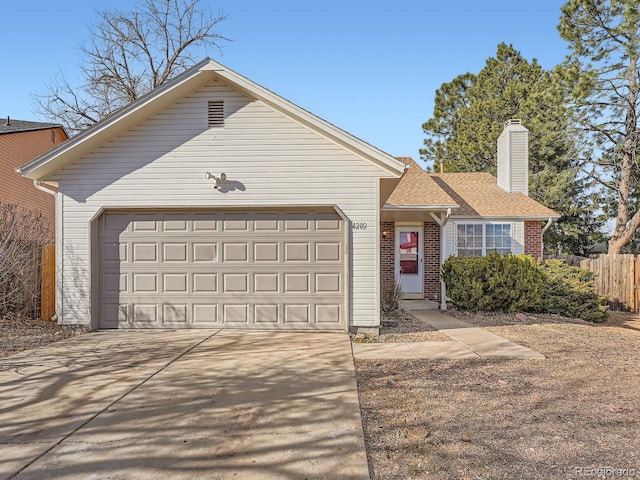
[441,254,608,322]
[532,260,608,323]
[441,252,544,312]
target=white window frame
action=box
[454,221,514,257]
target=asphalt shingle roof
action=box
[0,118,64,135]
[384,158,559,219]
[385,158,458,208]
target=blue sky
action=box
[1,0,568,159]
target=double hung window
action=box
[456,224,511,257]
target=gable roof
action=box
[18,58,405,180]
[0,118,66,136]
[383,159,559,220]
[384,158,458,210]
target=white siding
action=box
[509,131,529,195]
[497,121,529,195]
[55,81,387,329]
[444,219,525,259]
[496,132,510,193]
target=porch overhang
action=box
[381,204,459,222]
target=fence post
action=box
[41,244,56,321]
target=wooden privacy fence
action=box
[41,244,55,321]
[580,254,640,311]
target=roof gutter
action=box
[33,180,56,196]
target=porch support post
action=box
[430,208,452,310]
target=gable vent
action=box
[208,100,224,127]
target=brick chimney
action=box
[497,119,529,196]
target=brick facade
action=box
[379,221,441,303]
[380,220,545,305]
[423,222,441,302]
[380,221,395,296]
[524,221,543,260]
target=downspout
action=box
[34,180,56,196]
[540,217,554,261]
[431,208,452,310]
[34,181,59,322]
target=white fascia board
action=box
[450,214,561,221]
[204,61,405,177]
[18,59,215,180]
[382,203,460,211]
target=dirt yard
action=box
[0,314,73,358]
[356,310,640,479]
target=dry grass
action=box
[356,311,640,479]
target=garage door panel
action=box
[223,304,249,323]
[99,210,345,329]
[284,243,309,262]
[316,273,341,293]
[223,243,248,262]
[163,304,188,322]
[316,218,342,231]
[316,242,341,262]
[193,304,218,323]
[103,243,127,263]
[223,273,249,293]
[193,273,218,293]
[133,304,158,323]
[193,218,217,231]
[316,305,342,325]
[254,243,279,261]
[132,243,157,262]
[163,243,188,262]
[162,217,188,231]
[163,273,188,293]
[193,243,217,262]
[254,304,279,324]
[254,273,279,293]
[132,219,158,232]
[284,304,310,324]
[284,273,310,293]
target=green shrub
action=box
[530,260,608,323]
[442,252,544,312]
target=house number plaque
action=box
[352,222,368,230]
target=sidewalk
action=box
[352,310,545,360]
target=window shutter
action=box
[208,100,224,127]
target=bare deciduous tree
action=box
[34,0,228,135]
[0,203,52,318]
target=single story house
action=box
[18,58,558,333]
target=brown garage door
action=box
[98,210,346,329]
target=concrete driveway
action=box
[0,330,369,480]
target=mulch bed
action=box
[353,309,450,343]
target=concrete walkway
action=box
[0,330,369,480]
[352,311,545,360]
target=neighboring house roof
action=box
[384,158,560,219]
[18,58,405,181]
[384,158,459,210]
[0,118,66,136]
